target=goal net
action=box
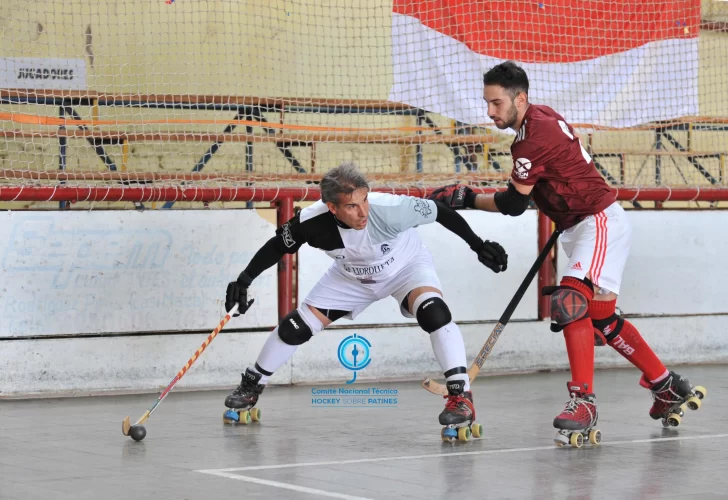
[1,0,727,207]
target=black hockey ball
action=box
[129,425,147,441]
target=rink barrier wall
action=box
[1,209,726,397]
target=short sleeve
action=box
[510,120,563,185]
[510,139,550,186]
[392,196,438,231]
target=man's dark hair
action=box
[483,61,529,98]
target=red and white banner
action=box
[389,1,700,128]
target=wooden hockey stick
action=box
[122,302,243,437]
[421,229,562,396]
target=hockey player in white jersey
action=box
[224,162,508,431]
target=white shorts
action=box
[303,249,442,320]
[560,202,632,295]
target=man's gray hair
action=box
[320,161,370,204]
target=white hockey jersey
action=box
[273,192,438,283]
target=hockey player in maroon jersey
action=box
[429,61,706,446]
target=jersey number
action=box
[558,120,592,164]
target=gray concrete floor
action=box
[1,366,726,500]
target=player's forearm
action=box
[240,237,286,282]
[434,201,482,249]
[473,193,501,212]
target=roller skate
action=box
[640,371,707,428]
[223,368,264,425]
[439,380,483,443]
[553,381,601,448]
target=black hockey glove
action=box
[225,271,255,317]
[472,239,508,273]
[428,184,476,210]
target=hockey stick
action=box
[122,302,245,440]
[421,229,562,396]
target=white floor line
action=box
[198,470,375,500]
[196,433,728,474]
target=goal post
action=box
[0,0,726,210]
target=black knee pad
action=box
[416,297,452,333]
[277,310,313,346]
[592,314,624,345]
[542,277,592,332]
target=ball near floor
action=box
[129,425,147,441]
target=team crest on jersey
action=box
[414,199,432,218]
[514,157,532,179]
[381,243,391,255]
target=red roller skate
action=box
[439,380,483,443]
[641,371,707,427]
[553,381,601,448]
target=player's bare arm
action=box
[428,180,532,218]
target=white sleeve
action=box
[379,195,438,232]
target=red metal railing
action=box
[2,186,728,203]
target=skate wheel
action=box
[666,412,682,427]
[250,407,261,422]
[471,423,483,439]
[553,432,569,447]
[694,386,707,400]
[441,427,457,442]
[570,432,584,448]
[457,426,471,442]
[223,409,239,424]
[588,429,602,445]
[686,396,701,411]
[239,410,252,424]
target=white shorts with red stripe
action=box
[560,202,632,295]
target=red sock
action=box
[563,318,595,392]
[589,299,618,341]
[559,277,595,392]
[610,320,667,382]
[590,299,668,383]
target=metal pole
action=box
[537,211,557,320]
[277,196,295,321]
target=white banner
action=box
[0,57,87,91]
[389,13,699,128]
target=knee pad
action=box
[542,277,593,332]
[412,292,452,333]
[589,302,624,346]
[277,306,323,346]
